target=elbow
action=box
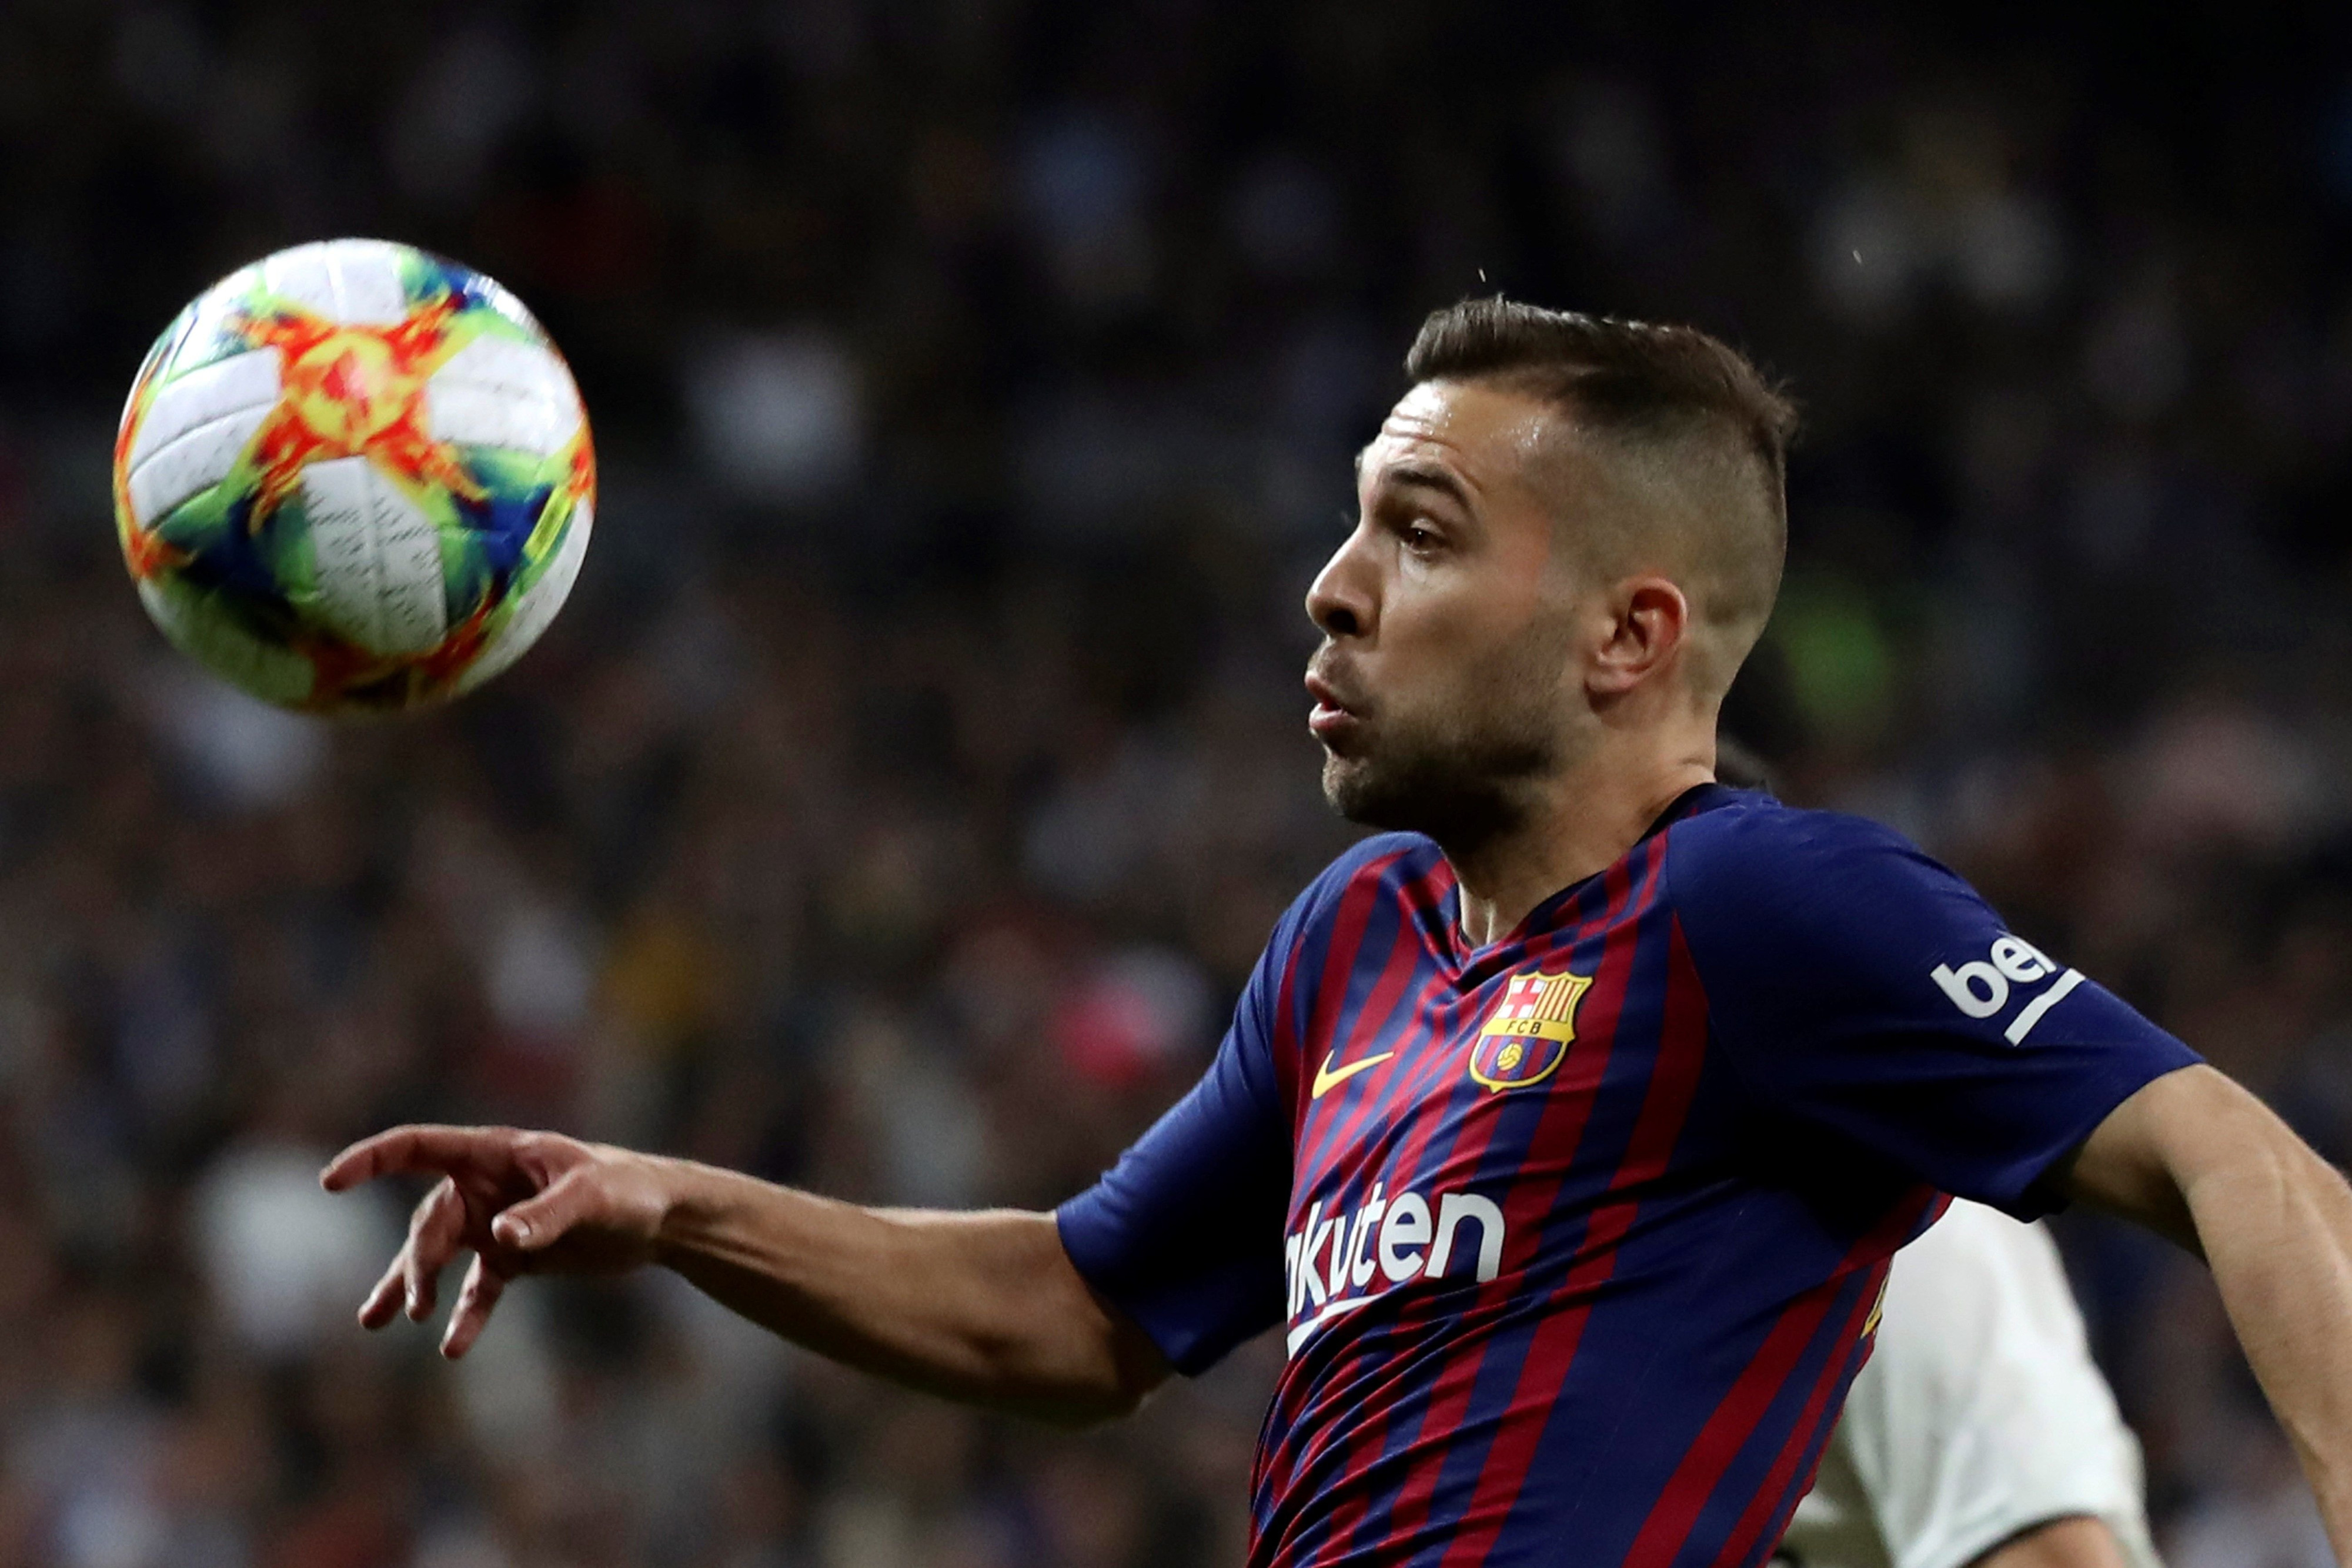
[1043,1350,1170,1428]
[1027,1333,1172,1429]
[2156,1068,2348,1263]
[1009,1259,1174,1427]
[2073,1065,2322,1256]
[961,1335,1168,1427]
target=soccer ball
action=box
[112,239,594,714]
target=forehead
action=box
[1356,380,1572,513]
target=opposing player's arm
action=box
[322,1125,1171,1426]
[2062,1064,2352,1556]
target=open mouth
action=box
[1305,668,1365,743]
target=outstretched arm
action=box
[2063,1064,2352,1555]
[320,1126,1171,1426]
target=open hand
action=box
[320,1125,676,1358]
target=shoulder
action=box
[1236,833,1445,1091]
[1666,791,1945,888]
[1659,793,2026,1038]
[1663,793,1984,941]
[1281,831,1448,937]
[1316,830,1446,891]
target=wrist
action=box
[647,1155,724,1270]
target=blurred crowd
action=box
[4,1,2352,1565]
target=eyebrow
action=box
[1379,463,1476,509]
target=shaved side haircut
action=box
[1405,298,1799,701]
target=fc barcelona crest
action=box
[1470,969,1592,1092]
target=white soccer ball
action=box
[112,238,594,713]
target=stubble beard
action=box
[1316,593,1588,857]
[1321,684,1567,858]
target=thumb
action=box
[490,1168,597,1252]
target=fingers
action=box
[402,1179,468,1322]
[490,1168,594,1253]
[329,1124,602,1355]
[320,1125,517,1192]
[356,1178,466,1332]
[359,1252,406,1331]
[440,1253,509,1360]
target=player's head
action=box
[1306,297,1796,846]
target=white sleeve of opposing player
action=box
[1832,1201,2163,1568]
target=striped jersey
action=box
[1057,785,2197,1568]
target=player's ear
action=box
[1587,576,1689,696]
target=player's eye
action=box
[1401,520,1444,553]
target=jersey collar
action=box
[1441,781,1754,971]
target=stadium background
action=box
[1,2,2349,1564]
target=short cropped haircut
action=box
[1405,297,1798,690]
[1407,297,1795,499]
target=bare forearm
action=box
[2072,1067,2352,1555]
[652,1159,1164,1424]
[2180,1113,2352,1542]
[324,1124,1168,1417]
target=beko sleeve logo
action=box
[1929,934,2087,1045]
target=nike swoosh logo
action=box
[1311,1048,1396,1099]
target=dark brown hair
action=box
[1404,297,1798,694]
[1404,296,1798,521]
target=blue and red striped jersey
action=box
[1057,785,2197,1568]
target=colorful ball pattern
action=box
[112,239,594,714]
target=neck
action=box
[1445,741,1716,948]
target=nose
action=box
[1306,527,1377,641]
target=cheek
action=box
[1378,627,1529,743]
[1452,602,1583,729]
[1389,571,1552,682]
[1380,587,1484,683]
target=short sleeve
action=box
[1055,899,1304,1375]
[1666,804,2200,1216]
